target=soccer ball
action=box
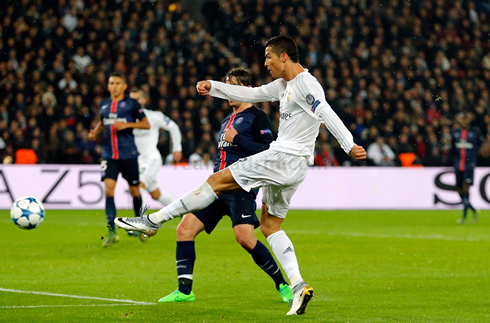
[10,196,45,230]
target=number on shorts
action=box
[101,160,108,172]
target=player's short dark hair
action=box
[224,67,252,86]
[130,88,146,98]
[109,72,126,83]
[265,35,299,62]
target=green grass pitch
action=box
[1,209,489,322]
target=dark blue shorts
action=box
[193,190,260,234]
[455,168,474,187]
[101,158,140,187]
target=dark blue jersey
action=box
[214,106,274,173]
[451,127,483,171]
[99,97,146,160]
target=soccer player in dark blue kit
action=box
[451,111,483,224]
[89,72,150,247]
[157,67,293,303]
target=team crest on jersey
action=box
[235,117,243,124]
[120,102,126,107]
[306,94,315,105]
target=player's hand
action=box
[196,81,211,96]
[350,144,367,160]
[223,125,238,143]
[173,151,183,163]
[88,129,96,141]
[113,121,127,131]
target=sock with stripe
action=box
[149,182,217,224]
[266,230,304,288]
[133,195,143,217]
[176,241,196,295]
[248,241,288,290]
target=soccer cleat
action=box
[473,210,480,223]
[102,229,120,248]
[158,290,196,303]
[114,216,161,237]
[278,283,293,303]
[286,282,314,315]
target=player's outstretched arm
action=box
[350,145,367,160]
[113,117,150,131]
[196,79,281,103]
[88,121,103,140]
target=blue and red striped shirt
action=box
[451,127,483,171]
[99,97,146,160]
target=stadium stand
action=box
[1,0,490,166]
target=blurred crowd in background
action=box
[1,0,490,167]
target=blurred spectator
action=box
[367,137,396,166]
[1,0,489,166]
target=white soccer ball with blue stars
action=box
[10,196,45,230]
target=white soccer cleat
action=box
[114,216,161,237]
[286,283,314,315]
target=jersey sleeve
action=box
[208,79,283,103]
[291,76,355,155]
[131,100,146,120]
[233,111,274,155]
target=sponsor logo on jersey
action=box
[235,117,243,124]
[306,94,315,105]
[280,112,292,120]
[260,129,272,135]
[101,105,108,110]
[455,140,474,149]
[311,100,321,112]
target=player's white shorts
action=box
[138,154,163,192]
[229,149,309,218]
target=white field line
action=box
[0,288,155,305]
[0,303,153,309]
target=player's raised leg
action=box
[158,213,205,302]
[115,168,240,235]
[260,201,314,315]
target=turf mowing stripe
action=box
[0,303,154,309]
[286,230,490,241]
[0,288,155,305]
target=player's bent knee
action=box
[176,222,195,241]
[235,233,257,251]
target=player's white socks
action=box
[148,182,218,224]
[266,230,304,288]
[139,188,147,212]
[157,191,174,206]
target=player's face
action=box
[457,114,471,128]
[108,76,127,98]
[226,76,242,108]
[264,46,284,79]
[129,91,146,106]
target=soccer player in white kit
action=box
[129,89,182,207]
[116,36,367,315]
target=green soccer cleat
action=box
[279,283,293,303]
[158,290,196,303]
[102,229,120,248]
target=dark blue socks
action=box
[105,197,116,231]
[248,241,288,290]
[176,241,196,295]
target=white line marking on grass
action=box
[0,303,154,309]
[0,288,155,305]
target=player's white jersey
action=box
[133,109,182,159]
[208,70,354,163]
